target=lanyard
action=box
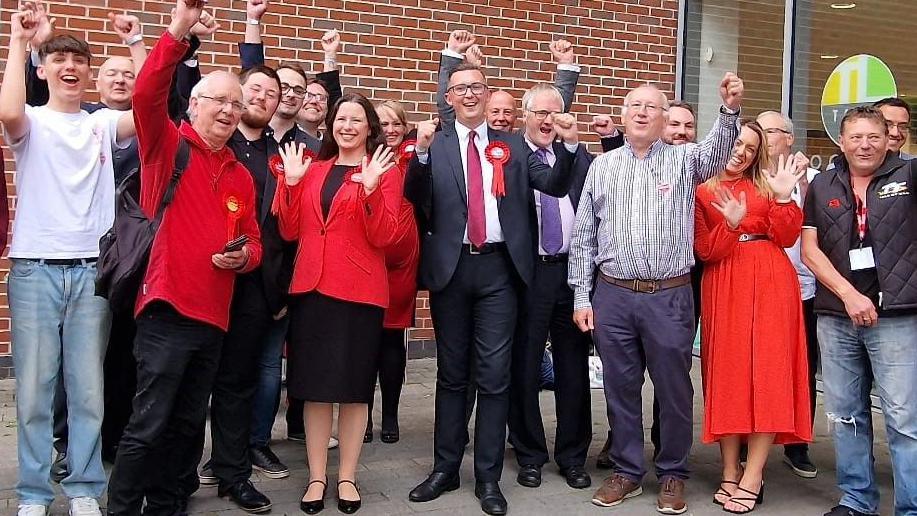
[855,195,868,242]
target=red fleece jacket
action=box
[133,32,262,331]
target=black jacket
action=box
[804,153,917,315]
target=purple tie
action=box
[536,148,563,255]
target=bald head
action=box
[97,56,136,110]
[189,71,244,149]
[622,85,669,150]
[487,90,518,131]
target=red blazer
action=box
[278,158,404,308]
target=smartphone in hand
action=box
[223,234,249,253]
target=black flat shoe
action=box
[380,427,399,443]
[560,465,591,489]
[409,471,460,502]
[363,429,373,443]
[516,464,541,488]
[300,479,327,514]
[474,481,508,516]
[337,479,361,514]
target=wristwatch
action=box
[720,105,740,115]
[247,18,261,25]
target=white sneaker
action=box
[17,505,47,516]
[69,497,102,516]
[327,436,340,449]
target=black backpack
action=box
[95,139,191,313]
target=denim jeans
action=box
[818,314,917,515]
[250,316,288,447]
[8,259,111,505]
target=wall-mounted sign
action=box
[821,54,897,145]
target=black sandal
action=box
[713,479,739,506]
[337,479,362,514]
[723,483,764,514]
[300,479,327,514]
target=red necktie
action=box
[466,130,486,247]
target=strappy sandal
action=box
[713,479,739,506]
[723,483,764,514]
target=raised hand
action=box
[279,142,312,186]
[321,29,341,56]
[465,44,484,67]
[9,9,39,43]
[169,0,206,39]
[352,145,396,194]
[247,0,268,20]
[415,119,437,151]
[719,72,744,111]
[592,114,617,137]
[190,10,219,37]
[549,39,575,65]
[108,13,141,44]
[447,29,475,54]
[711,186,747,230]
[765,153,807,201]
[553,113,579,144]
[20,1,54,48]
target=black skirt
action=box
[287,292,383,403]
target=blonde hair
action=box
[376,100,408,126]
[705,120,773,197]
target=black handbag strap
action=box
[154,138,192,222]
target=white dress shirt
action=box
[526,138,575,255]
[454,120,504,243]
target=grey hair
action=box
[757,110,794,133]
[521,83,564,112]
[186,70,242,121]
[621,84,669,116]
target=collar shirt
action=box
[525,137,575,255]
[455,119,503,243]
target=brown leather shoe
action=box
[657,476,687,514]
[591,474,643,507]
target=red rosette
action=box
[303,148,317,162]
[223,193,245,241]
[397,138,417,168]
[484,141,511,197]
[268,155,285,178]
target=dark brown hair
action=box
[872,97,912,118]
[277,62,308,83]
[447,62,486,81]
[238,64,281,92]
[840,106,888,135]
[668,100,696,120]
[38,35,92,63]
[317,93,385,161]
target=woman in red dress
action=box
[362,100,421,444]
[694,121,811,514]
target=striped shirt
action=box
[568,110,739,310]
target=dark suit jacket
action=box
[405,126,578,292]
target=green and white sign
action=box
[821,54,897,145]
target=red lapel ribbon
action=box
[223,193,244,241]
[397,139,417,170]
[485,141,511,198]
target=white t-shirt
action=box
[785,167,821,300]
[7,105,127,258]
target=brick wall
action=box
[0,0,678,377]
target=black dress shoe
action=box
[474,481,508,516]
[363,428,373,443]
[596,437,616,469]
[337,479,362,514]
[409,472,460,502]
[516,464,542,488]
[380,424,399,443]
[300,479,327,514]
[220,480,272,514]
[559,465,592,489]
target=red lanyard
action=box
[855,195,868,242]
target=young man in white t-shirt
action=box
[0,8,136,516]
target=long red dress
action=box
[694,177,812,444]
[382,174,420,329]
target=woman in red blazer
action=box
[277,93,402,514]
[363,100,421,445]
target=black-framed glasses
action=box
[280,83,307,97]
[305,92,329,102]
[448,82,489,96]
[764,128,792,135]
[199,95,246,113]
[527,109,562,121]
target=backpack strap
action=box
[154,138,191,221]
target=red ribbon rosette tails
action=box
[223,194,244,241]
[397,139,417,170]
[485,141,511,197]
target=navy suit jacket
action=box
[405,126,579,292]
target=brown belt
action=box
[738,233,769,242]
[600,272,691,294]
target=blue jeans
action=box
[8,259,111,505]
[249,316,288,447]
[818,314,917,515]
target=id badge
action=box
[849,247,876,271]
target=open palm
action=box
[279,142,312,186]
[765,153,807,201]
[351,145,395,194]
[712,186,747,230]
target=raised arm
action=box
[108,13,147,73]
[592,115,625,153]
[22,2,54,108]
[317,30,343,108]
[549,39,580,112]
[0,9,41,142]
[436,30,475,127]
[689,73,743,182]
[527,113,579,196]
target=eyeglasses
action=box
[886,121,910,133]
[527,110,562,121]
[199,95,246,113]
[764,128,792,135]
[447,82,489,96]
[626,101,666,113]
[280,83,307,97]
[305,92,329,102]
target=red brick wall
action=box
[0,0,678,372]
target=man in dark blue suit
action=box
[406,64,585,516]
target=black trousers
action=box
[431,249,519,482]
[786,297,819,456]
[367,328,407,431]
[508,258,591,469]
[191,276,273,493]
[107,303,223,516]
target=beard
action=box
[242,107,272,129]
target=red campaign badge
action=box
[269,155,285,178]
[828,198,841,208]
[484,141,511,197]
[397,139,417,168]
[223,193,245,241]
